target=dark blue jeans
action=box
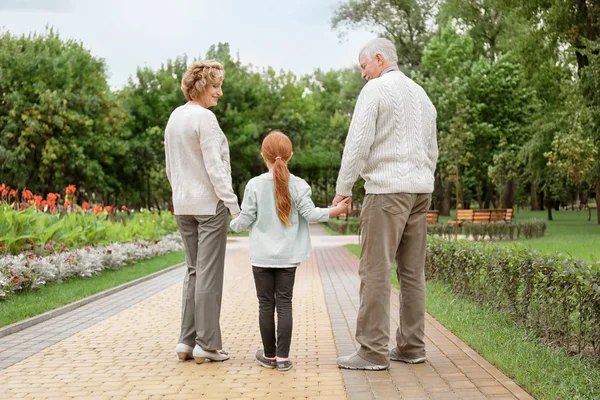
[252,266,297,358]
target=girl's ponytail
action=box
[261,131,293,226]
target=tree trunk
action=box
[484,185,494,209]
[146,174,151,210]
[433,171,444,212]
[531,183,539,210]
[545,197,553,221]
[441,180,452,216]
[503,179,516,209]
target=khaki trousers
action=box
[356,193,430,366]
[176,202,228,350]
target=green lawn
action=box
[0,251,185,327]
[345,243,600,400]
[439,208,600,263]
[500,209,599,263]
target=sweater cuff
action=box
[226,203,241,216]
[335,183,353,197]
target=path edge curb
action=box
[0,262,185,338]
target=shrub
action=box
[426,220,545,241]
[426,238,600,357]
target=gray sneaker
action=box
[255,349,277,369]
[389,347,427,364]
[337,352,389,370]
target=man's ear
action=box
[376,53,384,65]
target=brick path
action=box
[0,225,533,399]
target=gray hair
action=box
[359,38,398,63]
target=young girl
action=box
[230,130,349,371]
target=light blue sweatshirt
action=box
[230,173,330,265]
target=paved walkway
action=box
[0,225,533,399]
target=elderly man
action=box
[333,38,438,370]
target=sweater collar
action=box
[380,65,400,77]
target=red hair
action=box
[262,131,293,226]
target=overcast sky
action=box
[0,0,376,89]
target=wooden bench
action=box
[473,209,492,223]
[426,210,439,224]
[490,209,506,222]
[448,208,514,224]
[448,209,474,225]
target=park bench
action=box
[426,210,439,224]
[448,208,514,225]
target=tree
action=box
[332,0,439,71]
[0,29,127,197]
[118,57,188,208]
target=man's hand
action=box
[332,194,352,210]
[231,213,240,220]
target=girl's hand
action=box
[330,197,351,217]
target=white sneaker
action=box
[175,343,193,361]
[193,345,230,363]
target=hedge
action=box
[426,237,600,357]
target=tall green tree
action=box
[332,0,438,71]
[0,29,127,196]
[118,57,188,208]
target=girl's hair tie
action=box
[275,156,282,160]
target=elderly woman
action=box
[164,60,239,363]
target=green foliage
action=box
[0,28,127,196]
[426,237,600,357]
[426,280,600,400]
[325,218,360,235]
[331,0,437,71]
[0,204,177,255]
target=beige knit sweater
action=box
[164,104,240,216]
[336,71,438,196]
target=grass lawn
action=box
[0,251,185,328]
[320,223,341,236]
[440,208,600,263]
[500,209,599,263]
[345,243,600,400]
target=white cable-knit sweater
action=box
[336,70,439,196]
[164,104,240,216]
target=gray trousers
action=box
[176,202,228,350]
[356,193,431,366]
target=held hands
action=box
[329,196,352,217]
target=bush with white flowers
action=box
[0,233,183,300]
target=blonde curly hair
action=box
[181,60,225,102]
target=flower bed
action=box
[0,233,183,299]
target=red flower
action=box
[9,189,17,198]
[107,249,113,254]
[65,185,76,195]
[12,276,20,283]
[82,201,90,210]
[121,205,128,211]
[28,253,35,259]
[104,206,113,214]
[22,189,33,200]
